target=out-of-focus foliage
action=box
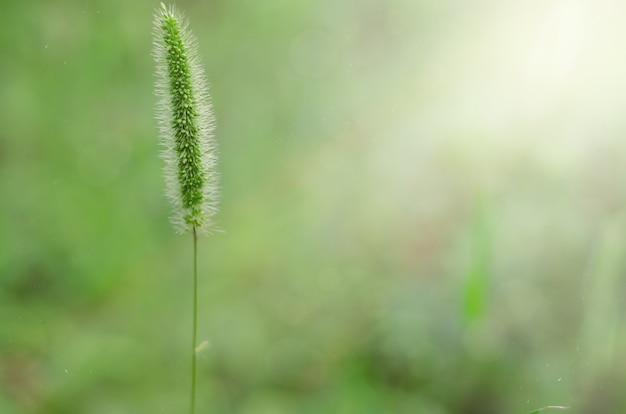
[2,0,626,413]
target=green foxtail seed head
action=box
[153,3,218,234]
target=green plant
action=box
[153,3,218,413]
[528,406,569,413]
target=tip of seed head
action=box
[160,2,167,11]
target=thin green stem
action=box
[191,225,198,414]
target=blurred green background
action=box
[2,0,626,412]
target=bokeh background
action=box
[2,0,626,413]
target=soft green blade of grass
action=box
[578,213,626,380]
[527,405,569,414]
[463,197,492,325]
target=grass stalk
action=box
[191,225,198,414]
[153,4,219,412]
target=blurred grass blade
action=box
[579,213,626,379]
[528,405,569,413]
[463,197,491,325]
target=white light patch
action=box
[523,1,592,114]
